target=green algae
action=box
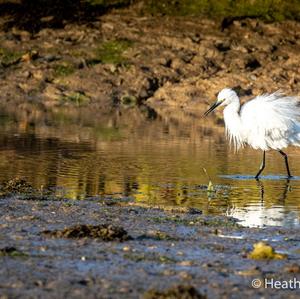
[93,39,133,65]
[53,62,75,77]
[248,242,287,260]
[0,48,23,67]
[60,91,90,106]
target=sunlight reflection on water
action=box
[0,106,299,228]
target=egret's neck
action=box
[223,99,241,121]
[224,98,240,113]
[223,99,244,150]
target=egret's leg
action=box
[278,150,292,178]
[255,151,266,179]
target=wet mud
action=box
[0,194,300,298]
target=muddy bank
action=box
[0,195,300,298]
[1,12,300,122]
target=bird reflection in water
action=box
[227,179,295,227]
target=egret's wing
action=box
[240,92,300,150]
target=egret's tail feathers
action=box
[240,92,300,150]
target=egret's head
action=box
[204,88,238,116]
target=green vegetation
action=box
[203,168,215,193]
[53,62,75,77]
[146,0,300,21]
[121,95,137,107]
[0,48,23,67]
[60,91,90,106]
[94,39,133,65]
[83,0,300,21]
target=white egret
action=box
[204,88,300,179]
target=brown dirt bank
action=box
[1,12,300,124]
[0,196,300,298]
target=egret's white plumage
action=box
[204,88,300,178]
[219,88,300,151]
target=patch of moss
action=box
[121,95,137,107]
[53,62,75,77]
[93,39,133,65]
[61,91,90,106]
[0,48,23,67]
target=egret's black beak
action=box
[204,101,222,117]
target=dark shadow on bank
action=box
[0,0,134,33]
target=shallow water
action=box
[1,105,300,228]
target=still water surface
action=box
[1,106,300,228]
